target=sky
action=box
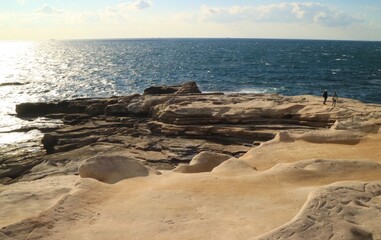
[1,0,381,41]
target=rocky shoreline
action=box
[1,82,381,239]
[2,82,337,184]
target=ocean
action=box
[1,38,381,146]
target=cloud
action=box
[200,2,363,27]
[109,0,152,12]
[34,4,64,15]
[365,6,381,11]
[131,0,152,10]
[97,1,151,26]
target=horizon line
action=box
[1,37,381,43]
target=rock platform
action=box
[1,82,381,239]
[2,82,343,183]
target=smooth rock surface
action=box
[173,151,232,173]
[78,155,150,184]
[2,83,381,239]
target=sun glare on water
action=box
[0,42,38,136]
[0,41,37,104]
[0,41,36,82]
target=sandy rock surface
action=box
[2,83,381,239]
[173,151,232,173]
[78,155,150,184]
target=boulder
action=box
[41,134,58,154]
[78,156,149,184]
[173,151,232,173]
[176,81,201,94]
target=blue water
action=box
[1,38,381,145]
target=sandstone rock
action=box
[212,158,257,174]
[127,95,171,115]
[105,103,128,116]
[16,99,119,118]
[10,86,381,183]
[173,151,232,173]
[0,163,31,180]
[143,81,201,95]
[175,81,201,94]
[78,155,149,184]
[86,103,106,116]
[16,102,66,117]
[257,181,381,240]
[62,113,90,124]
[4,84,381,240]
[144,85,180,95]
[41,134,58,154]
[0,175,77,228]
[16,101,86,117]
[332,116,381,133]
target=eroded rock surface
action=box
[2,82,381,240]
[3,82,381,184]
[79,155,150,184]
[173,151,232,173]
[256,181,381,240]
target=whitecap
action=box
[228,87,279,94]
[331,69,341,75]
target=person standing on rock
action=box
[322,90,328,104]
[332,91,338,107]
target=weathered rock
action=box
[143,81,201,95]
[8,82,381,184]
[15,101,89,118]
[86,103,106,116]
[176,81,201,94]
[62,113,90,124]
[257,181,381,240]
[16,99,118,118]
[41,134,58,154]
[127,95,171,115]
[0,164,32,180]
[144,85,179,95]
[3,83,381,240]
[148,121,276,144]
[56,136,99,153]
[78,155,149,184]
[104,103,128,116]
[212,159,257,174]
[173,151,232,173]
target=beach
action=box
[1,82,381,239]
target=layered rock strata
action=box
[4,82,351,183]
[1,82,381,239]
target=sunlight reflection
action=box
[0,41,34,56]
[0,41,35,87]
[0,130,43,145]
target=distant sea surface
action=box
[1,38,381,145]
